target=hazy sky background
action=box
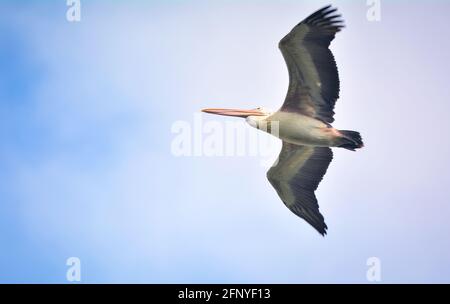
[1,0,450,283]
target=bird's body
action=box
[202,5,363,236]
[247,111,341,147]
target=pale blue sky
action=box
[1,0,450,283]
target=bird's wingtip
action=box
[318,224,328,236]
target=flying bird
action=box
[202,5,363,236]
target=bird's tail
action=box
[337,130,364,151]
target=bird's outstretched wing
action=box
[279,5,344,124]
[267,142,333,235]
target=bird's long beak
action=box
[201,108,266,118]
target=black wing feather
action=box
[267,143,333,236]
[279,5,344,123]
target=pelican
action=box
[202,5,363,236]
